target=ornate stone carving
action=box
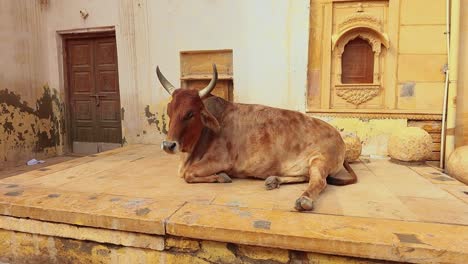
[338,13,381,33]
[335,31,383,54]
[335,85,380,105]
[332,12,389,49]
[308,112,443,121]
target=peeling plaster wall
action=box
[0,1,64,166]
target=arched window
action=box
[341,38,374,84]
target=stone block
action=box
[342,132,362,162]
[165,237,200,252]
[197,241,238,264]
[447,146,468,185]
[388,127,433,162]
[237,244,289,263]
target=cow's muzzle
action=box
[161,140,178,154]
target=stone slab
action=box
[167,203,468,264]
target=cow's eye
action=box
[184,111,193,120]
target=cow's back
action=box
[219,102,345,179]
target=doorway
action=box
[64,32,122,154]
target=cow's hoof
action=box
[216,172,232,183]
[264,176,280,190]
[294,196,314,211]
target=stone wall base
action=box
[0,229,393,264]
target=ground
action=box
[0,145,467,263]
[0,155,78,180]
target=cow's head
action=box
[156,64,220,154]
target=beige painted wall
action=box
[44,0,310,145]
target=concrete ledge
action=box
[0,184,183,236]
[167,203,468,264]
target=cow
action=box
[156,64,357,211]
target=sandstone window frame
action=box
[332,28,389,107]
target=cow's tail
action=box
[326,161,357,186]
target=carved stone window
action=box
[341,37,374,84]
[330,12,389,107]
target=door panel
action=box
[66,35,121,148]
[68,39,96,143]
[94,37,121,143]
[341,38,374,84]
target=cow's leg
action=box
[295,155,327,211]
[264,176,308,190]
[185,174,224,183]
[183,160,232,184]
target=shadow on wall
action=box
[0,86,65,165]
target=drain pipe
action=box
[440,0,451,168]
[439,0,450,169]
[441,0,460,168]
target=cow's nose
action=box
[162,141,177,153]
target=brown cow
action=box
[156,64,357,211]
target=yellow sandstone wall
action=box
[396,0,447,111]
[456,1,468,147]
[307,0,449,160]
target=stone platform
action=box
[0,145,467,263]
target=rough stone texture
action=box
[165,237,200,253]
[237,244,289,263]
[447,146,468,185]
[197,241,238,263]
[388,127,433,162]
[342,132,362,162]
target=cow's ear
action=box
[201,109,220,133]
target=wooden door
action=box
[66,34,121,152]
[341,38,374,84]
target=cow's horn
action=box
[198,64,218,98]
[156,66,176,95]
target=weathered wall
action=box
[3,0,462,163]
[40,0,310,146]
[0,1,64,166]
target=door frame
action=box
[61,29,121,153]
